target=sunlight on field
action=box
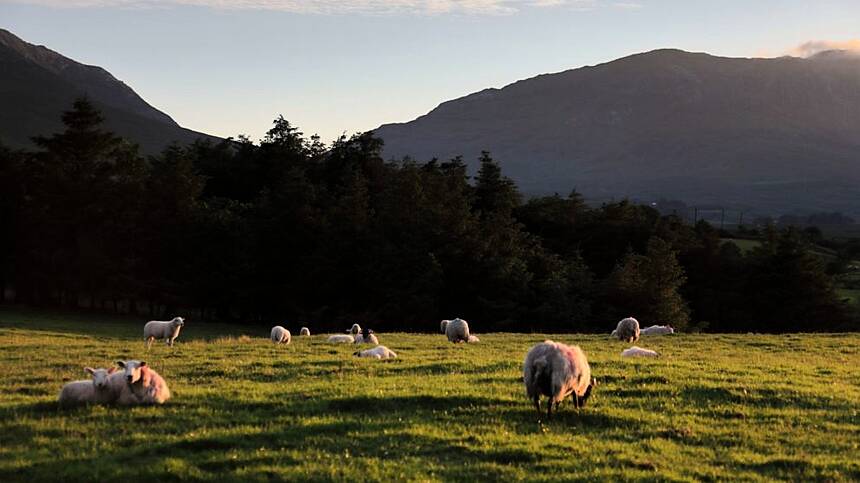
[1,309,859,481]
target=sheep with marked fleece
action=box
[523,340,595,419]
[108,360,171,405]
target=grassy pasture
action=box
[1,308,859,482]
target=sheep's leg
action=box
[546,399,553,420]
[533,396,541,414]
[145,337,153,350]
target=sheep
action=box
[640,325,674,336]
[109,360,171,405]
[353,345,398,359]
[445,318,477,343]
[523,340,595,419]
[58,367,117,407]
[353,328,379,345]
[300,327,311,336]
[621,346,660,358]
[144,316,185,349]
[612,317,640,343]
[271,326,291,344]
[347,323,362,335]
[440,319,451,334]
[328,334,356,343]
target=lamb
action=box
[144,316,185,349]
[348,323,362,335]
[328,334,356,343]
[300,327,311,336]
[271,326,291,344]
[109,360,171,405]
[640,325,674,336]
[353,328,379,345]
[612,317,640,343]
[445,318,477,343]
[523,340,595,419]
[621,346,660,358]
[58,367,117,407]
[353,345,398,359]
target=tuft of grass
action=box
[1,307,859,481]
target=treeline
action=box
[0,100,855,332]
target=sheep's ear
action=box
[116,361,126,368]
[108,367,118,374]
[139,361,147,367]
[84,367,95,374]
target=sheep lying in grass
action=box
[271,326,291,344]
[621,346,660,358]
[640,325,674,336]
[300,327,311,336]
[110,360,171,405]
[144,316,185,349]
[58,367,117,407]
[523,340,595,419]
[348,324,362,335]
[354,345,398,359]
[445,318,477,343]
[611,317,640,343]
[328,334,355,343]
[354,328,379,345]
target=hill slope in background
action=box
[0,29,215,153]
[375,49,860,216]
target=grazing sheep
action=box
[109,360,171,405]
[621,346,660,358]
[440,319,451,334]
[348,324,362,335]
[58,367,117,407]
[300,327,311,336]
[445,318,475,343]
[354,328,379,345]
[328,334,355,343]
[144,316,185,349]
[354,345,398,359]
[612,317,640,343]
[640,325,674,336]
[523,340,595,419]
[271,326,291,344]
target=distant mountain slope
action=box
[0,29,215,153]
[375,49,860,216]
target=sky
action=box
[1,0,859,142]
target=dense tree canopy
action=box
[0,100,855,332]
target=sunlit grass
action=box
[1,308,859,481]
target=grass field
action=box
[1,308,859,482]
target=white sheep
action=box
[271,326,291,344]
[445,318,477,343]
[109,360,171,405]
[58,367,117,407]
[328,334,356,343]
[353,328,379,345]
[640,325,674,336]
[440,319,451,333]
[523,340,595,419]
[348,323,362,335]
[612,317,640,343]
[300,327,311,336]
[621,346,660,358]
[353,345,398,359]
[144,316,185,349]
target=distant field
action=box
[1,308,859,481]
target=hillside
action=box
[375,49,860,216]
[0,29,215,153]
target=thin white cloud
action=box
[7,0,629,15]
[791,39,860,58]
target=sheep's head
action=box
[116,360,146,384]
[578,377,598,408]
[440,320,449,333]
[349,324,361,335]
[173,317,185,327]
[85,367,116,389]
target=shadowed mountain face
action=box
[0,29,215,153]
[375,49,860,216]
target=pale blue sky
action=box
[2,0,859,142]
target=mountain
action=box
[0,29,215,153]
[375,49,860,217]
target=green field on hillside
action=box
[1,309,859,482]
